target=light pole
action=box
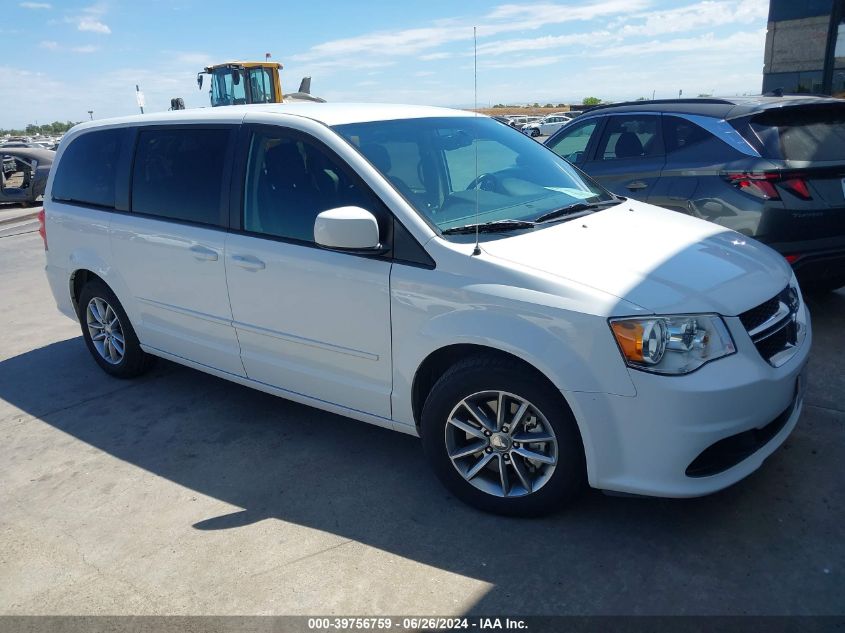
[87,110,93,120]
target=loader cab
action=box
[198,62,283,107]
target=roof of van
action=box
[70,103,475,132]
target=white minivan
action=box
[42,103,810,516]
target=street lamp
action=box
[87,110,94,120]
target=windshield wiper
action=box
[533,199,620,224]
[440,219,536,235]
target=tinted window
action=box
[52,129,123,208]
[132,128,230,226]
[750,107,845,162]
[243,130,373,243]
[597,115,663,160]
[662,116,712,153]
[546,119,599,164]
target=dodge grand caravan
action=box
[42,104,811,516]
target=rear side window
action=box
[748,107,845,161]
[52,129,123,208]
[662,116,712,153]
[132,128,230,225]
[597,115,663,160]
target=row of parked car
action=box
[493,111,586,137]
[540,95,845,292]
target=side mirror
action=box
[197,74,203,90]
[314,206,384,253]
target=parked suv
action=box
[545,97,845,292]
[43,104,810,516]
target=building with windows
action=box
[762,0,845,96]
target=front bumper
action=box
[565,311,812,498]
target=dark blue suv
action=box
[545,96,845,292]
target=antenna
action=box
[472,26,481,257]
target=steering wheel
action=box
[465,173,501,193]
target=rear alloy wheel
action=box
[421,356,585,516]
[78,279,154,378]
[86,297,126,365]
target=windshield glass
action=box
[333,117,613,234]
[210,68,246,106]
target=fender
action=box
[67,248,139,330]
[391,292,637,431]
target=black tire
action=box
[420,355,585,517]
[77,279,154,378]
[531,128,541,137]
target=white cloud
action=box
[67,4,111,34]
[20,2,52,9]
[77,17,110,33]
[477,31,610,57]
[71,45,99,53]
[593,29,766,58]
[420,52,452,61]
[292,0,651,64]
[482,55,562,69]
[40,40,59,50]
[616,0,768,37]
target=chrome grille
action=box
[739,285,802,367]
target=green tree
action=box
[582,97,602,106]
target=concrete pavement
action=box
[0,230,843,615]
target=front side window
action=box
[546,119,599,164]
[597,115,663,160]
[132,128,230,225]
[333,117,612,235]
[52,129,123,208]
[243,130,373,243]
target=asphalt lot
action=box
[0,228,843,615]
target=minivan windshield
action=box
[333,117,614,235]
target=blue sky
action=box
[1,0,769,128]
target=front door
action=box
[225,125,393,418]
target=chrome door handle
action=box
[231,254,266,271]
[189,245,219,261]
[626,181,648,191]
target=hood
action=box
[481,200,792,316]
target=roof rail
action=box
[584,97,736,112]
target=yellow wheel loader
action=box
[195,61,323,107]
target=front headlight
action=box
[609,314,736,375]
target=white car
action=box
[522,114,572,137]
[42,103,810,516]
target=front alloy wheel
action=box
[446,391,558,498]
[420,355,585,516]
